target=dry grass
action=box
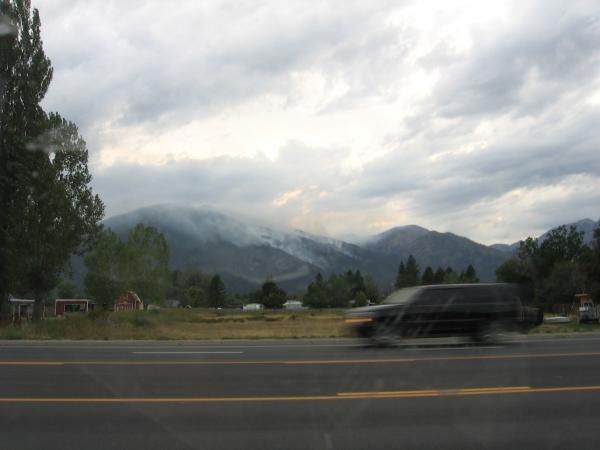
[3,308,598,340]
[0,308,351,340]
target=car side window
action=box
[462,287,499,305]
[414,289,456,307]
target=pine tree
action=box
[421,266,435,285]
[463,264,479,283]
[208,274,226,308]
[405,255,420,286]
[434,267,445,284]
[394,261,406,288]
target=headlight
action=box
[345,317,373,324]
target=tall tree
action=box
[303,273,327,308]
[207,274,226,308]
[1,1,103,319]
[496,225,585,306]
[122,224,170,305]
[461,264,479,283]
[394,261,406,289]
[363,273,381,304]
[84,229,125,305]
[434,267,445,284]
[0,0,53,318]
[85,225,170,306]
[405,255,420,286]
[421,266,435,285]
[22,114,104,317]
[255,279,286,309]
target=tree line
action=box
[302,270,381,308]
[394,254,479,289]
[496,225,600,308]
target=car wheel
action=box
[472,322,506,344]
[371,322,400,347]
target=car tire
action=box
[371,322,400,347]
[471,322,506,344]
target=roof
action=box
[419,283,512,289]
[9,298,34,304]
[55,299,94,303]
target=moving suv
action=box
[346,283,542,344]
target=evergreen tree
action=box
[303,273,327,308]
[421,266,435,285]
[258,279,286,309]
[405,255,420,286]
[363,274,381,304]
[444,266,460,284]
[394,261,406,288]
[207,274,226,308]
[434,267,445,284]
[326,273,351,308]
[462,264,479,283]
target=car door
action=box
[403,288,454,337]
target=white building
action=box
[283,300,305,311]
[243,303,264,311]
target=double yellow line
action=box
[2,385,600,403]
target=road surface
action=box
[2,335,600,449]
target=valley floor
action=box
[1,308,599,340]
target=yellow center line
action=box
[337,386,532,397]
[3,351,600,366]
[2,385,600,403]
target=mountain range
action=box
[69,204,597,294]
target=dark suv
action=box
[346,283,542,344]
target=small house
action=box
[115,291,143,312]
[55,299,95,316]
[9,297,35,321]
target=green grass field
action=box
[1,308,599,340]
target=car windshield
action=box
[383,287,421,305]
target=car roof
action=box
[419,283,513,289]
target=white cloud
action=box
[34,0,600,244]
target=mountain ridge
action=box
[75,205,598,294]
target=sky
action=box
[35,0,600,244]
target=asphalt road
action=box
[2,335,600,450]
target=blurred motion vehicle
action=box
[346,283,542,345]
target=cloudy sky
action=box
[36,0,600,244]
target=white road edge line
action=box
[131,351,245,355]
[414,346,505,351]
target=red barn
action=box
[115,291,143,311]
[55,299,95,316]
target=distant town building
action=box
[283,300,305,311]
[9,297,35,321]
[243,303,264,311]
[115,291,143,312]
[55,299,95,316]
